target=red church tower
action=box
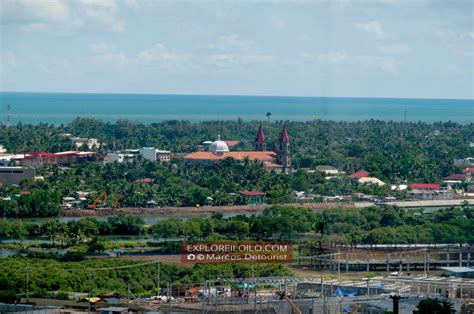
[254,124,267,151]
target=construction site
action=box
[9,245,474,314]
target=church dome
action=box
[209,135,229,154]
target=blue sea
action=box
[0,92,472,125]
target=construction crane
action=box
[87,192,107,210]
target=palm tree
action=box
[266,112,271,121]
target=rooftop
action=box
[443,173,468,181]
[348,170,369,178]
[184,151,277,161]
[411,183,441,189]
[315,165,338,171]
[240,190,266,197]
[440,267,474,273]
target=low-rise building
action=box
[315,165,342,175]
[348,170,370,179]
[139,147,171,162]
[408,183,453,200]
[105,147,171,163]
[0,166,35,185]
[19,151,99,168]
[70,136,102,149]
[240,190,266,205]
[454,157,474,167]
[443,173,471,186]
[358,177,386,186]
[440,267,474,279]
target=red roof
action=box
[263,161,284,168]
[464,168,474,174]
[224,141,240,147]
[240,190,266,197]
[348,170,369,179]
[184,151,277,161]
[24,152,56,158]
[443,174,467,181]
[135,178,155,183]
[255,124,266,142]
[279,124,290,142]
[411,183,441,189]
[54,151,79,157]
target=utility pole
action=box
[390,293,401,314]
[202,280,206,314]
[25,263,29,303]
[168,282,171,314]
[157,262,161,294]
[87,272,92,314]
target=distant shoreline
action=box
[1,92,472,125]
[2,90,473,101]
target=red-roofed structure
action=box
[184,124,291,173]
[240,190,266,204]
[240,190,266,197]
[464,168,474,174]
[443,174,468,181]
[135,178,155,183]
[411,183,441,190]
[184,151,277,161]
[224,141,240,148]
[279,124,290,142]
[255,124,266,142]
[348,170,370,179]
[20,151,98,168]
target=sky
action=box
[0,0,473,99]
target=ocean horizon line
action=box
[1,90,473,102]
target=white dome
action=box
[209,135,229,154]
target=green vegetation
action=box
[0,257,290,301]
[1,205,472,246]
[1,119,472,216]
[414,298,456,314]
[2,118,472,182]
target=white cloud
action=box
[1,0,125,32]
[269,16,287,30]
[301,50,397,73]
[1,0,70,23]
[21,23,49,32]
[0,51,17,74]
[377,45,411,54]
[135,43,193,68]
[89,42,115,54]
[210,35,253,52]
[353,21,387,39]
[208,53,274,68]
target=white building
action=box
[105,147,171,163]
[139,147,171,163]
[0,145,6,154]
[358,177,386,186]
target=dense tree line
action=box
[1,157,398,216]
[0,257,289,301]
[1,118,472,183]
[1,204,473,245]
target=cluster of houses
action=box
[299,161,473,201]
[0,145,171,185]
[1,134,473,204]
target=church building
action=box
[184,124,292,173]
